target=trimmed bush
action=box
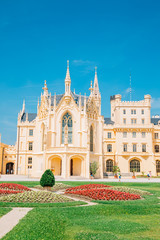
[40,169,55,187]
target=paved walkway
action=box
[0,207,32,239]
[1,174,160,182]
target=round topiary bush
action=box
[40,169,55,188]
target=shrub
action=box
[40,169,55,187]
[90,162,99,176]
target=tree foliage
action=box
[90,161,99,176]
[40,169,55,187]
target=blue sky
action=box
[0,0,160,145]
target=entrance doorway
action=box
[50,157,62,176]
[70,157,82,176]
[70,159,73,176]
[6,162,14,174]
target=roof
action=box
[51,92,89,107]
[151,118,160,125]
[21,113,37,122]
[104,118,114,125]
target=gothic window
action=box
[130,160,140,172]
[90,125,93,152]
[156,160,160,173]
[106,160,113,172]
[62,112,72,144]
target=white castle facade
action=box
[14,62,160,178]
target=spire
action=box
[65,60,71,95]
[89,80,93,96]
[43,80,48,97]
[22,99,25,114]
[93,66,100,96]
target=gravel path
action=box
[0,207,32,239]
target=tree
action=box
[40,169,55,187]
[90,161,99,177]
[112,166,120,177]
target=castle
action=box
[1,61,160,178]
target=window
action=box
[131,110,136,114]
[155,145,159,153]
[133,144,137,152]
[123,109,126,114]
[28,165,32,169]
[90,126,93,152]
[108,132,112,138]
[123,144,127,152]
[106,160,113,172]
[142,119,145,124]
[156,160,160,173]
[123,132,127,138]
[132,132,136,138]
[29,129,33,136]
[131,119,136,124]
[142,132,146,138]
[123,118,126,124]
[107,144,112,152]
[155,133,159,139]
[28,142,33,151]
[28,157,32,164]
[62,112,73,144]
[130,160,140,172]
[142,109,144,115]
[142,144,146,152]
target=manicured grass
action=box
[0,181,39,188]
[0,201,86,208]
[0,208,12,218]
[1,182,160,239]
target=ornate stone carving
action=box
[86,97,98,119]
[38,96,49,120]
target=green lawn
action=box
[1,182,160,239]
[0,208,12,218]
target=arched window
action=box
[156,160,160,173]
[107,144,112,152]
[106,160,113,172]
[90,125,93,152]
[62,112,72,144]
[130,159,140,172]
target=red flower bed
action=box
[65,184,141,201]
[66,184,110,192]
[0,183,31,195]
[0,189,23,195]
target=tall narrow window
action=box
[142,144,146,152]
[156,160,160,173]
[123,144,127,152]
[106,160,113,172]
[90,125,93,152]
[62,112,73,144]
[108,132,112,138]
[155,145,159,153]
[133,144,137,152]
[28,142,33,151]
[107,144,112,152]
